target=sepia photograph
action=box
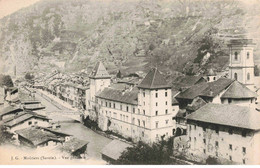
[0,0,260,165]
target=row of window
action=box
[199,137,247,154]
[234,51,251,60]
[142,89,168,98]
[233,73,251,81]
[189,125,247,137]
[143,101,168,106]
[102,101,133,112]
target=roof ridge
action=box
[150,68,157,88]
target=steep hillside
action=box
[0,0,259,77]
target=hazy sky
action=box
[0,0,41,19]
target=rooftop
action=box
[89,62,111,79]
[96,87,138,105]
[55,137,88,154]
[228,39,255,46]
[176,82,208,100]
[221,81,257,99]
[0,105,23,117]
[138,68,171,89]
[4,111,50,127]
[172,75,206,90]
[187,103,260,130]
[206,68,216,76]
[200,78,234,98]
[101,140,132,161]
[15,127,65,146]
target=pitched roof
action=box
[101,140,132,161]
[206,68,216,76]
[0,106,23,117]
[55,137,88,154]
[96,87,138,105]
[172,75,206,90]
[176,77,235,100]
[15,127,63,146]
[221,81,257,99]
[176,82,208,100]
[187,103,260,130]
[186,97,207,112]
[89,62,110,79]
[199,78,234,97]
[4,111,50,127]
[138,68,171,89]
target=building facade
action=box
[184,103,260,165]
[87,64,178,143]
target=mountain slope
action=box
[0,0,259,77]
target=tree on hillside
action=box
[25,72,34,80]
[0,75,14,87]
[115,137,174,165]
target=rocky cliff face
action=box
[0,0,259,77]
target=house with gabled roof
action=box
[15,126,71,149]
[2,111,50,133]
[185,103,260,164]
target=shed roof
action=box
[0,106,23,117]
[101,140,132,161]
[55,137,88,154]
[187,103,260,130]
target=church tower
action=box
[228,39,255,91]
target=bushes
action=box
[0,74,14,87]
[115,137,174,165]
[83,116,101,131]
[206,156,219,165]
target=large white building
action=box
[86,63,179,143]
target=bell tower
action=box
[228,39,255,91]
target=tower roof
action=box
[206,68,216,76]
[221,80,257,99]
[89,62,110,79]
[138,68,171,89]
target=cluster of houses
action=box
[33,71,89,110]
[83,39,260,164]
[0,85,88,158]
[2,38,259,164]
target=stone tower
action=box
[137,68,174,142]
[228,39,255,91]
[88,61,111,121]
